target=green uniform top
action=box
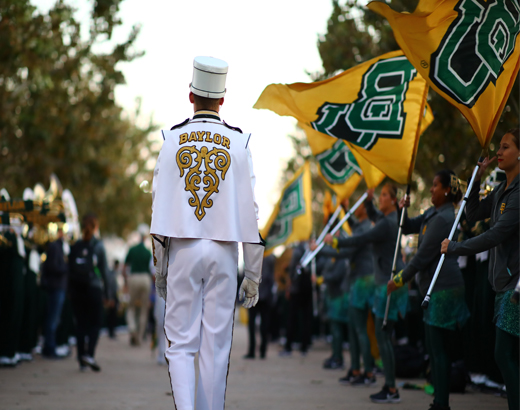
[125,242,152,274]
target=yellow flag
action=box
[368,0,520,148]
[299,122,385,198]
[322,191,353,236]
[420,102,434,137]
[254,50,431,184]
[322,190,336,224]
[261,162,313,255]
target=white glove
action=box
[239,277,259,309]
[156,274,167,300]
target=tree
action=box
[0,0,157,236]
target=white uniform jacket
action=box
[150,113,259,243]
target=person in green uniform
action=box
[123,233,152,346]
[441,129,519,410]
[324,183,407,403]
[341,202,377,387]
[318,231,350,370]
[315,202,377,385]
[0,224,25,366]
[388,170,470,410]
[18,246,41,361]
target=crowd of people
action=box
[0,122,517,410]
[0,213,168,372]
[244,129,519,410]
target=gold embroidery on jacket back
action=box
[176,145,231,221]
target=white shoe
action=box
[18,353,33,362]
[80,355,101,372]
[0,356,16,367]
[56,345,70,357]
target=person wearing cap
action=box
[150,56,264,410]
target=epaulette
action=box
[223,120,243,134]
[170,118,190,131]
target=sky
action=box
[35,0,335,229]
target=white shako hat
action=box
[190,56,228,99]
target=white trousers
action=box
[164,238,238,410]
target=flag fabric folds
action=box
[368,0,520,148]
[322,190,352,236]
[261,162,313,255]
[254,50,431,184]
[299,122,384,198]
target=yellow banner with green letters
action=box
[261,161,313,255]
[254,50,432,185]
[299,122,384,199]
[368,0,520,148]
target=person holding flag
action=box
[323,183,407,403]
[441,129,519,410]
[387,170,470,410]
[312,199,377,385]
[340,200,377,387]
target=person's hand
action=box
[239,277,259,309]
[323,234,333,245]
[476,156,497,180]
[341,197,349,209]
[387,280,398,295]
[309,239,318,251]
[440,239,450,254]
[366,188,375,202]
[104,299,115,308]
[398,196,410,209]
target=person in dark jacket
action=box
[441,129,519,410]
[339,202,377,386]
[312,202,377,381]
[388,170,470,410]
[106,260,120,339]
[324,183,406,403]
[41,227,69,358]
[69,213,111,372]
[244,253,275,359]
[317,231,350,370]
[280,242,313,356]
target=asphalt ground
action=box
[0,317,508,410]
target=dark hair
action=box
[505,128,519,149]
[81,212,98,232]
[435,169,463,203]
[193,94,221,111]
[383,182,398,200]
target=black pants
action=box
[70,285,104,361]
[0,251,24,359]
[106,296,119,338]
[247,299,271,357]
[284,292,313,353]
[19,271,39,354]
